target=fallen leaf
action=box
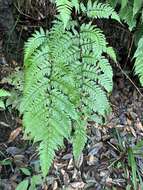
[129,127,137,138]
[127,118,132,126]
[53,181,58,190]
[70,181,85,189]
[8,127,22,143]
[136,119,143,131]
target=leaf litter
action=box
[1,69,143,189]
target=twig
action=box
[116,62,143,98]
[123,34,134,69]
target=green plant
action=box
[112,129,143,190]
[134,36,143,86]
[20,1,119,177]
[0,89,11,109]
[55,0,143,87]
[16,168,42,190]
[107,0,143,86]
[4,69,24,110]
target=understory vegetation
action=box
[0,0,143,189]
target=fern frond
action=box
[72,0,79,11]
[121,0,128,10]
[24,28,47,63]
[105,46,117,62]
[21,24,81,176]
[0,89,11,97]
[55,0,72,28]
[133,0,143,17]
[98,57,113,92]
[80,23,107,56]
[39,141,55,177]
[81,0,120,22]
[73,120,87,159]
[119,4,136,30]
[134,36,143,86]
[0,89,11,109]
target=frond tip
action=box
[73,121,87,159]
[80,0,120,22]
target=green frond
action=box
[0,89,11,97]
[98,57,113,92]
[0,100,5,109]
[80,0,120,22]
[82,82,110,116]
[0,89,11,109]
[73,120,87,159]
[121,0,128,10]
[39,141,55,177]
[119,4,136,30]
[72,0,79,11]
[24,28,47,63]
[80,23,107,56]
[39,120,65,177]
[105,46,117,62]
[55,0,72,28]
[134,36,143,86]
[133,0,143,17]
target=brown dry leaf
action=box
[61,169,70,185]
[43,184,48,190]
[136,120,143,131]
[13,155,26,167]
[87,155,98,165]
[8,127,22,143]
[11,60,19,67]
[70,181,85,189]
[53,181,58,190]
[127,118,132,126]
[67,158,73,169]
[129,127,137,137]
[106,177,113,185]
[72,168,78,179]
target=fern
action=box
[108,0,143,30]
[133,0,143,17]
[107,0,143,86]
[81,0,120,22]
[21,1,119,177]
[0,89,11,109]
[134,36,143,86]
[55,0,72,28]
[53,0,79,28]
[24,28,47,63]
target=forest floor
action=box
[1,2,143,189]
[0,61,143,190]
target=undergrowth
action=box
[107,0,143,85]
[17,0,143,181]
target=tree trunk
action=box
[0,0,18,62]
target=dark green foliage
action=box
[107,0,143,86]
